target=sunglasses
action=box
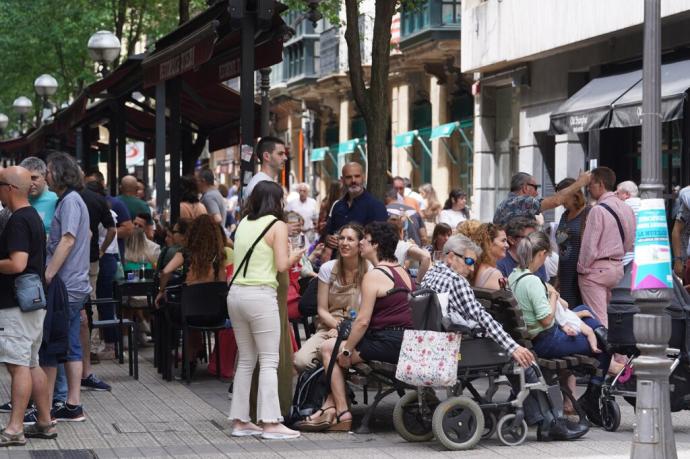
[452,251,476,266]
[526,183,541,191]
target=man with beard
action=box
[324,162,388,249]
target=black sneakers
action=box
[52,403,85,422]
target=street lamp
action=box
[12,96,33,134]
[34,73,59,126]
[87,30,121,76]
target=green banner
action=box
[311,147,328,162]
[337,139,358,156]
[394,131,415,148]
[430,122,458,140]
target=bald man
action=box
[0,166,55,442]
[324,162,388,248]
[117,175,150,221]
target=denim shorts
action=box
[40,295,87,367]
[0,307,45,367]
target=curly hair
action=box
[473,223,505,266]
[364,221,398,263]
[185,214,226,278]
[456,219,481,239]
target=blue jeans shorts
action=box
[41,295,88,367]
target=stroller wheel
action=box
[431,396,484,450]
[601,399,621,432]
[482,412,498,439]
[496,414,528,446]
[393,390,438,442]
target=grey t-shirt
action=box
[201,188,227,220]
[244,171,274,198]
[47,191,91,302]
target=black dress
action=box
[556,206,590,308]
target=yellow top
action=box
[232,215,278,289]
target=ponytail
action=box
[515,231,551,269]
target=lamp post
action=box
[631,0,677,457]
[87,30,121,76]
[34,73,58,126]
[12,96,33,134]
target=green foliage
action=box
[0,0,206,133]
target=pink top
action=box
[577,192,636,275]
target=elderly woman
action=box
[508,231,611,426]
[297,222,414,432]
[293,224,369,371]
[470,223,509,290]
[555,178,590,308]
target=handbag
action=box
[15,273,47,312]
[395,329,461,387]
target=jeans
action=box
[41,296,88,367]
[54,364,67,403]
[532,304,610,384]
[96,254,118,343]
[227,285,282,424]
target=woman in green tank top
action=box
[227,181,304,440]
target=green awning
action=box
[394,131,416,148]
[337,139,359,156]
[311,147,329,162]
[429,122,458,140]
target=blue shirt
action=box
[29,188,58,235]
[107,196,131,260]
[497,251,549,283]
[326,190,388,235]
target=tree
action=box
[282,0,421,198]
[0,0,205,134]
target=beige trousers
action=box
[293,330,331,371]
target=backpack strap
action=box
[229,218,279,288]
[512,272,548,296]
[599,202,625,245]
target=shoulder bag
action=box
[15,273,47,312]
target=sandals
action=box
[0,428,26,446]
[295,406,335,431]
[327,410,352,432]
[24,423,57,440]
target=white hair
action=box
[617,180,639,198]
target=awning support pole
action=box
[440,138,458,165]
[457,125,474,153]
[239,10,256,204]
[168,78,182,224]
[415,134,433,160]
[155,82,167,216]
[404,147,420,169]
[117,99,127,180]
[260,68,272,137]
[108,121,116,196]
[75,127,84,167]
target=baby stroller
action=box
[392,289,570,449]
[599,264,690,431]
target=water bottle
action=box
[349,309,357,320]
[140,263,146,281]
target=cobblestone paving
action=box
[0,349,688,458]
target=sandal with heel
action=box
[327,410,352,432]
[295,406,335,431]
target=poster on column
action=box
[631,198,673,290]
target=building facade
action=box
[462,0,690,222]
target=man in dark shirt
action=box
[325,162,388,248]
[77,186,115,392]
[497,217,549,282]
[0,166,54,442]
[85,170,133,260]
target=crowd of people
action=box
[0,135,666,446]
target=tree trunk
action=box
[344,0,395,199]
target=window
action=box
[441,1,461,25]
[401,2,430,37]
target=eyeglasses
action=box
[452,251,476,266]
[526,183,540,191]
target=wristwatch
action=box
[341,348,351,357]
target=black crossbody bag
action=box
[228,218,279,287]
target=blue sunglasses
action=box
[452,251,476,266]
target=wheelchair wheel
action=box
[393,390,438,442]
[601,398,621,432]
[482,412,498,439]
[431,396,484,451]
[496,414,528,446]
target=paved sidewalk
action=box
[0,350,688,458]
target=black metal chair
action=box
[180,282,229,384]
[84,298,139,379]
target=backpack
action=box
[286,318,354,426]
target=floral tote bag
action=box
[395,330,461,387]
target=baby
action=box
[547,284,601,353]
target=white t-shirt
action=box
[99,209,119,255]
[395,240,412,266]
[438,209,468,229]
[244,171,274,197]
[317,259,373,284]
[286,197,318,231]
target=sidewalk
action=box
[0,350,689,458]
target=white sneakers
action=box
[230,422,301,440]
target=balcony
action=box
[400,0,461,51]
[271,12,324,87]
